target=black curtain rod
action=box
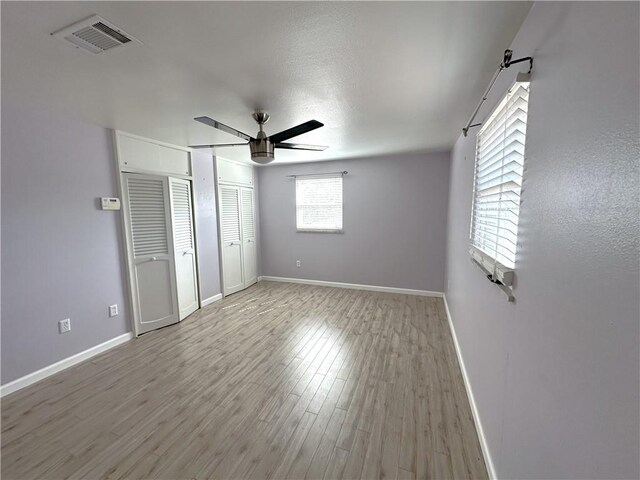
[286,171,348,178]
[462,49,534,137]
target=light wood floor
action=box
[1,281,487,480]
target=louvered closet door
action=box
[169,178,199,320]
[123,173,178,335]
[240,187,257,287]
[220,185,244,295]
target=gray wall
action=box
[444,3,640,479]
[192,152,222,301]
[1,105,223,385]
[1,103,131,384]
[258,152,450,292]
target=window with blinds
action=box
[296,175,343,232]
[470,80,529,273]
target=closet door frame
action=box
[121,173,179,336]
[114,131,200,336]
[214,157,257,298]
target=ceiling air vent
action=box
[51,15,140,54]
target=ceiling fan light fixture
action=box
[249,137,275,164]
[191,111,325,164]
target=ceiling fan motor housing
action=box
[191,112,325,163]
[250,131,275,164]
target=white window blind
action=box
[296,175,343,232]
[470,80,530,271]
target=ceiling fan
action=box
[189,112,327,164]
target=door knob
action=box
[150,257,157,261]
[182,251,189,256]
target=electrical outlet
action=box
[296,260,301,268]
[58,318,71,334]
[109,304,118,317]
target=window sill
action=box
[296,229,344,234]
[469,247,515,302]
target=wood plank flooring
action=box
[1,281,487,480]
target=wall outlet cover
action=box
[296,260,301,267]
[58,318,71,334]
[109,304,118,317]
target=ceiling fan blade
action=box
[189,143,249,149]
[269,120,324,144]
[275,143,328,151]
[194,116,252,141]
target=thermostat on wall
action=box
[101,197,121,210]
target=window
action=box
[296,174,343,232]
[470,80,529,283]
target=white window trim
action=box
[469,78,530,301]
[295,174,344,233]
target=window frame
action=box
[295,174,344,234]
[469,78,530,291]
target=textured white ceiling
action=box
[1,1,531,164]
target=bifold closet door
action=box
[240,187,257,287]
[220,185,245,295]
[169,178,199,320]
[123,173,179,335]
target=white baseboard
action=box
[201,293,223,307]
[443,295,497,479]
[260,276,443,298]
[0,332,134,398]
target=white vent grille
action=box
[52,15,139,54]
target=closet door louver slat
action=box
[171,181,193,252]
[127,177,168,258]
[221,187,241,243]
[241,189,255,239]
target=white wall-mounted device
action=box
[101,197,121,210]
[51,15,142,55]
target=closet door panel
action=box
[241,187,257,286]
[170,178,199,320]
[220,185,244,295]
[123,173,178,334]
[136,260,175,323]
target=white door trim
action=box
[114,131,199,335]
